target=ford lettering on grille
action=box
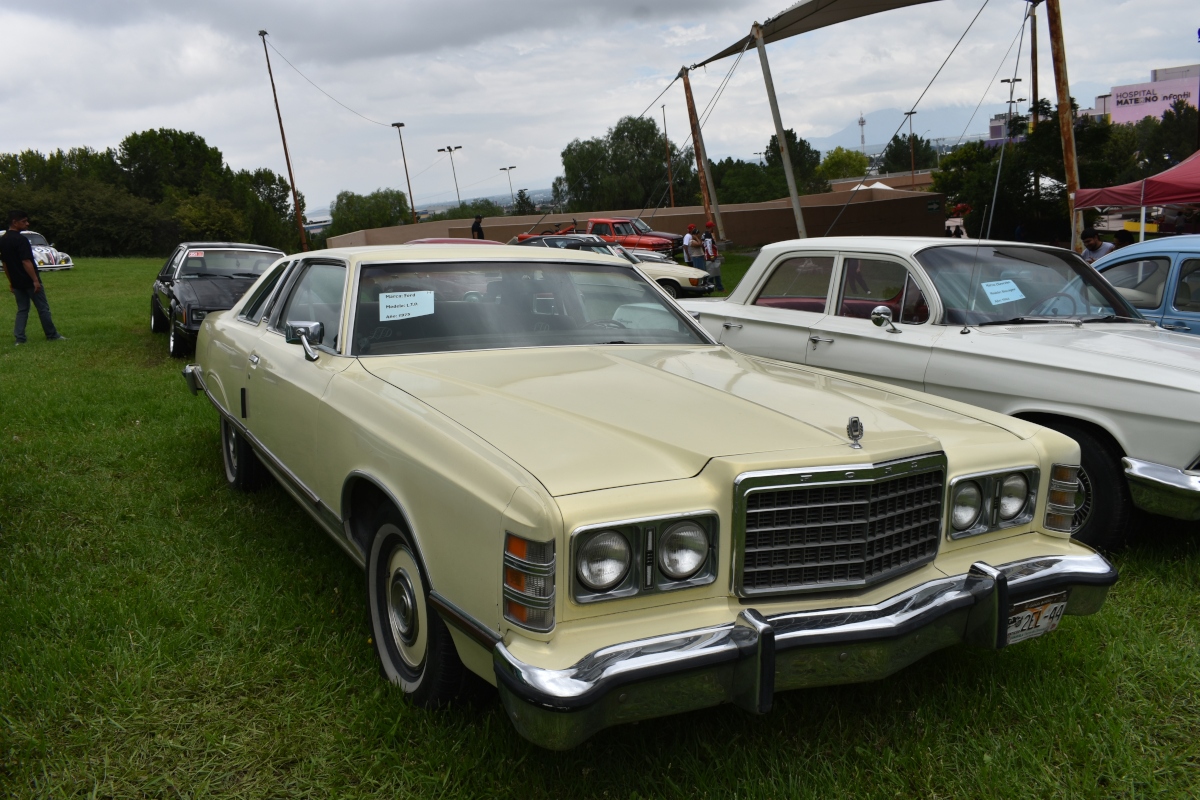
[733,454,946,596]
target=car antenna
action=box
[962,207,989,334]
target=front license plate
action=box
[1006,592,1068,645]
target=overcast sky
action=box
[3,0,1196,213]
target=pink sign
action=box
[1110,77,1197,125]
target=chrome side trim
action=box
[1123,457,1200,521]
[430,590,502,649]
[493,551,1116,750]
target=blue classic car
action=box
[1094,235,1200,335]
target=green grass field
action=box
[2,259,1198,798]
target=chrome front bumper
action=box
[1124,457,1200,521]
[493,552,1116,750]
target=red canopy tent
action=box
[1074,150,1200,239]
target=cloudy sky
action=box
[3,0,1196,213]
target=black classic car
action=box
[151,242,284,357]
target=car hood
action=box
[971,323,1200,375]
[360,346,1015,496]
[175,277,259,308]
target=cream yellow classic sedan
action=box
[182,244,1116,750]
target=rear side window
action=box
[753,256,834,313]
[1174,259,1200,312]
[239,260,290,324]
[1101,257,1170,309]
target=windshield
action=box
[914,245,1139,325]
[630,219,652,234]
[352,260,707,355]
[22,232,49,246]
[613,222,636,236]
[179,249,280,278]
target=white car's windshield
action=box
[179,249,279,278]
[23,232,49,246]
[915,245,1140,325]
[352,260,707,355]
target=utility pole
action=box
[1001,78,1023,142]
[500,166,517,208]
[679,66,725,240]
[438,145,463,205]
[661,104,675,208]
[753,22,806,238]
[1028,1,1040,132]
[258,31,308,251]
[905,111,917,187]
[1045,0,1082,253]
[391,123,419,225]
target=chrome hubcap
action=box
[387,568,419,650]
[1072,466,1094,534]
[225,425,238,473]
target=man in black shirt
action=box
[1,210,64,344]
[470,214,485,239]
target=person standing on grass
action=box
[701,220,724,292]
[1,210,64,345]
[683,223,706,273]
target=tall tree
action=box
[880,133,937,174]
[118,128,224,201]
[765,128,826,195]
[326,188,412,237]
[513,189,537,215]
[818,146,870,181]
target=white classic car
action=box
[182,244,1115,749]
[22,230,73,270]
[682,237,1200,550]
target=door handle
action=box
[1161,322,1189,331]
[248,353,260,367]
[809,335,834,346]
[722,322,743,329]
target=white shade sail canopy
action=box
[694,0,943,67]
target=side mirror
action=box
[870,305,902,333]
[285,321,324,361]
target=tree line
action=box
[0,129,304,256]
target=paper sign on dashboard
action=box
[380,291,435,321]
[980,279,1026,306]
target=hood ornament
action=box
[847,416,864,449]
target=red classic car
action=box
[518,218,677,255]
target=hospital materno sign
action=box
[1110,77,1197,125]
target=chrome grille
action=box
[735,455,945,596]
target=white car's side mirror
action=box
[871,306,902,334]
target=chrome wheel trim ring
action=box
[1071,466,1094,534]
[385,544,428,670]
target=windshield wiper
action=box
[975,316,1082,327]
[231,272,263,278]
[1079,314,1156,326]
[181,271,232,279]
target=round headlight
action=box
[577,531,631,592]
[998,473,1029,520]
[658,520,709,581]
[951,481,983,531]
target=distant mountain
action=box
[807,105,1007,155]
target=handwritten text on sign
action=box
[980,279,1026,306]
[379,291,435,321]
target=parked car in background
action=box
[515,234,712,296]
[182,242,1114,750]
[518,218,676,256]
[614,216,684,256]
[1093,235,1200,336]
[151,242,284,358]
[682,237,1200,550]
[21,230,73,271]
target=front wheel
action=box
[657,280,679,298]
[220,417,266,491]
[1047,422,1131,551]
[367,509,472,707]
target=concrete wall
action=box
[326,188,947,249]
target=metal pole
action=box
[679,67,715,227]
[500,166,516,207]
[439,146,462,205]
[392,123,418,225]
[258,31,308,251]
[1044,0,1083,253]
[753,23,807,238]
[1028,1,1039,132]
[661,104,676,208]
[905,111,916,187]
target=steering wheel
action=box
[582,319,627,329]
[1029,292,1083,317]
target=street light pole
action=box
[661,104,675,208]
[904,111,917,187]
[258,30,308,251]
[391,122,418,225]
[438,146,463,206]
[500,166,517,208]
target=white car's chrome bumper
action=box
[1124,457,1200,520]
[493,552,1116,750]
